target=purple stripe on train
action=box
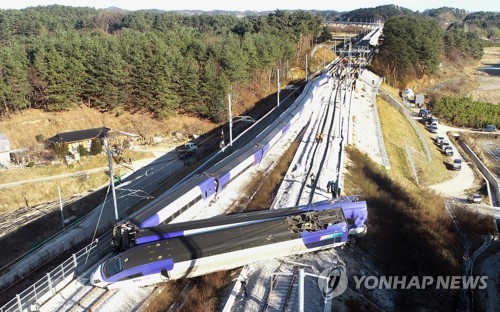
[135,231,185,245]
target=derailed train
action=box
[122,71,333,231]
[94,71,338,289]
[91,199,367,289]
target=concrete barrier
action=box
[457,139,500,207]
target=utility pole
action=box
[305,54,308,81]
[58,186,64,228]
[277,68,280,107]
[228,94,233,147]
[286,59,289,79]
[104,138,119,220]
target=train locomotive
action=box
[92,199,367,289]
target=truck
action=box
[478,125,497,132]
[415,94,425,108]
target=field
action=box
[422,47,500,104]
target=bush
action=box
[122,140,130,150]
[26,161,35,167]
[35,134,45,143]
[432,96,500,128]
[52,142,68,159]
[90,138,102,155]
[78,144,89,156]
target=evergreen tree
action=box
[90,138,102,155]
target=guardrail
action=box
[457,139,500,206]
[0,234,112,312]
[370,80,391,169]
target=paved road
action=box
[429,124,476,198]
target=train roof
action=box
[132,201,354,242]
[129,174,209,226]
[121,208,347,271]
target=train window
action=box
[103,256,123,278]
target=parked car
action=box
[452,159,462,171]
[444,146,453,156]
[479,125,497,132]
[467,193,481,203]
[419,109,430,117]
[440,141,450,150]
[435,136,444,144]
[429,125,438,133]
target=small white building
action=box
[0,133,10,166]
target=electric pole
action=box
[104,139,119,220]
[228,94,233,147]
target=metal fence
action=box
[0,233,112,312]
[379,90,432,162]
[0,217,113,290]
[371,84,391,169]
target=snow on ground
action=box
[273,79,339,208]
[351,71,386,167]
[41,69,398,311]
[229,71,395,311]
[47,72,332,312]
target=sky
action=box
[0,0,498,13]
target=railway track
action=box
[263,270,298,312]
[293,73,343,206]
[0,195,82,237]
[68,285,114,312]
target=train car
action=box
[113,65,318,231]
[313,72,331,89]
[257,115,293,160]
[113,199,367,251]
[91,202,367,289]
[129,174,217,228]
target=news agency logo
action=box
[353,275,488,290]
[317,266,489,297]
[318,265,348,299]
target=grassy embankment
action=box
[345,96,460,309]
[342,95,496,309]
[0,150,154,214]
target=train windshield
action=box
[103,256,123,278]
